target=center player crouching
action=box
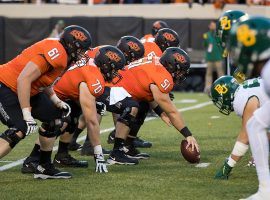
[23,45,126,174]
[106,47,200,165]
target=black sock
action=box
[113,138,125,150]
[57,141,69,154]
[39,150,52,165]
[72,128,83,141]
[125,136,135,146]
[29,144,41,158]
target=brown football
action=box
[180,139,200,163]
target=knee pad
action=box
[117,107,137,128]
[39,120,63,138]
[0,128,22,148]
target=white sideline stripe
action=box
[0,161,13,163]
[195,163,211,168]
[0,101,212,172]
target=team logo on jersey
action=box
[214,84,228,95]
[105,51,121,62]
[236,24,256,47]
[220,16,231,31]
[127,41,140,52]
[163,32,176,41]
[173,53,186,63]
[70,30,87,41]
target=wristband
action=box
[22,107,32,121]
[180,126,192,137]
[153,105,163,116]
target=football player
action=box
[228,16,270,200]
[22,45,126,173]
[210,76,268,180]
[141,20,169,42]
[0,25,92,179]
[106,47,200,165]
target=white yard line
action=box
[0,101,212,172]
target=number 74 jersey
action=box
[108,56,174,102]
[233,78,269,117]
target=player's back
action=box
[233,78,269,117]
[55,58,104,101]
[113,56,173,102]
[141,37,162,58]
[0,38,67,94]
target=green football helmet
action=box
[228,16,270,78]
[210,76,239,115]
[216,10,248,56]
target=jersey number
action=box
[48,48,60,60]
[92,79,103,94]
[243,78,260,89]
[161,79,171,90]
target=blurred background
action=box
[0,2,269,91]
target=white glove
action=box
[50,94,71,118]
[22,108,38,136]
[96,102,106,116]
[94,154,108,173]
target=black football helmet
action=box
[94,45,126,82]
[60,25,92,64]
[155,28,180,52]
[160,47,190,84]
[116,36,145,64]
[152,20,169,36]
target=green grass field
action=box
[0,93,257,200]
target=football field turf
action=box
[0,92,257,200]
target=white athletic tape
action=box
[0,101,212,171]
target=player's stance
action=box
[210,76,269,180]
[106,47,199,164]
[0,25,92,179]
[141,20,169,42]
[228,16,270,200]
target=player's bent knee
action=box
[0,128,22,148]
[39,121,63,138]
[117,107,137,128]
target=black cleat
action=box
[133,137,152,148]
[125,145,150,160]
[80,141,111,156]
[68,141,82,151]
[107,129,116,144]
[53,153,88,168]
[107,148,139,165]
[21,156,39,174]
[34,163,72,179]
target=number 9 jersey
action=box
[108,56,174,102]
[0,38,68,96]
[233,78,269,117]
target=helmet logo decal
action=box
[236,24,256,47]
[105,51,121,62]
[163,32,176,41]
[70,30,87,41]
[214,84,228,94]
[127,41,140,52]
[220,16,231,30]
[173,53,186,63]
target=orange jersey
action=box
[141,39,162,58]
[140,34,154,42]
[86,45,105,59]
[0,38,68,96]
[109,56,173,102]
[54,58,105,101]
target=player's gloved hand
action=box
[50,94,71,118]
[169,92,175,101]
[94,154,108,173]
[22,108,38,136]
[186,136,200,153]
[96,102,106,116]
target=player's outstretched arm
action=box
[79,82,108,173]
[150,84,199,152]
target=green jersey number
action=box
[243,78,260,89]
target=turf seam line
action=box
[0,101,212,171]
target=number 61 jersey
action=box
[233,78,269,117]
[108,56,174,102]
[54,58,105,101]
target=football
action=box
[180,139,200,163]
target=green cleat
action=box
[214,161,233,180]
